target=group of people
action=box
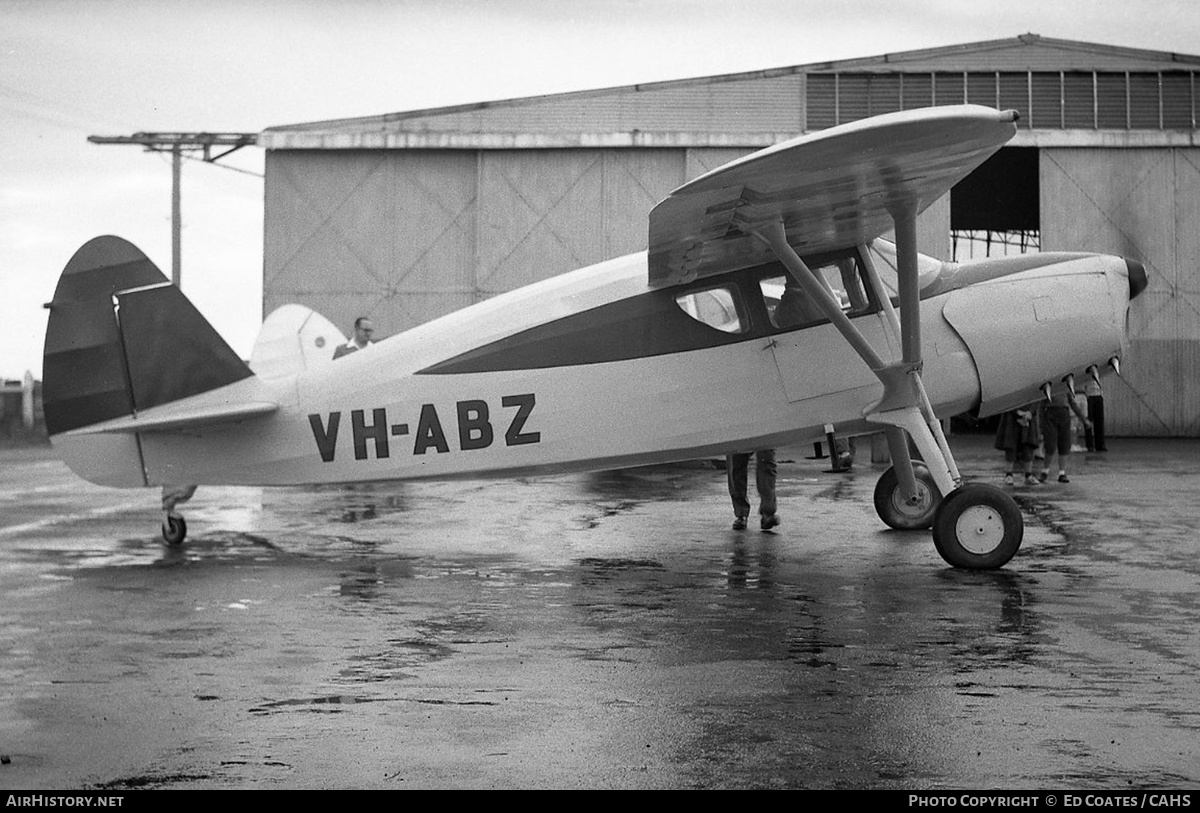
[995,382,1106,486]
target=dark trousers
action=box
[1085,395,1106,451]
[1042,405,1073,458]
[726,449,777,518]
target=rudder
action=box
[43,236,253,440]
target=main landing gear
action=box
[873,468,1023,569]
[161,485,197,545]
[751,212,1025,569]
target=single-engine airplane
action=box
[42,105,1147,569]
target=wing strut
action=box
[751,212,961,502]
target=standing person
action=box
[333,317,376,359]
[726,449,779,531]
[1040,386,1091,483]
[995,404,1042,486]
[1084,376,1107,452]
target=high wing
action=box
[648,105,1019,288]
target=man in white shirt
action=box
[333,317,375,359]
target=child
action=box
[995,404,1043,486]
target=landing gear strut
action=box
[161,484,197,545]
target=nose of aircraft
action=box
[1126,258,1148,299]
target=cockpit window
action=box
[674,286,747,334]
[865,238,943,298]
[760,252,873,330]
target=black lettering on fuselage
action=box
[414,403,450,455]
[352,408,390,460]
[456,399,493,451]
[309,411,341,462]
[502,393,540,446]
[313,395,539,462]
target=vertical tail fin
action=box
[43,236,253,438]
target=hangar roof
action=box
[259,34,1200,150]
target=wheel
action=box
[162,514,187,545]
[873,463,940,530]
[931,483,1023,569]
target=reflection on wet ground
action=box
[0,441,1198,788]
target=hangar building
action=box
[257,34,1200,437]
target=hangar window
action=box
[950,147,1040,260]
[674,286,747,334]
[808,69,1199,132]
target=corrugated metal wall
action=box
[1041,147,1200,436]
[357,76,805,135]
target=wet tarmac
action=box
[0,436,1197,790]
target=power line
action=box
[87,132,260,287]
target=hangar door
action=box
[265,148,687,338]
[264,150,478,338]
[476,150,684,294]
[1041,148,1200,437]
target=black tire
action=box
[162,515,187,546]
[932,483,1023,569]
[873,463,940,530]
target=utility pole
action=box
[87,132,258,288]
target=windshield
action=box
[865,238,944,297]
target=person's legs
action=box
[1017,446,1038,484]
[726,453,751,525]
[1050,407,1073,481]
[1089,395,1106,451]
[754,449,777,518]
[1040,427,1056,481]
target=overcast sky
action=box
[4,0,1200,379]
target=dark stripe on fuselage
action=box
[419,284,753,374]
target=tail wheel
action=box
[874,463,940,530]
[932,483,1023,569]
[162,515,187,546]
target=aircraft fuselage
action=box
[54,239,1142,488]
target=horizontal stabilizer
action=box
[62,397,278,436]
